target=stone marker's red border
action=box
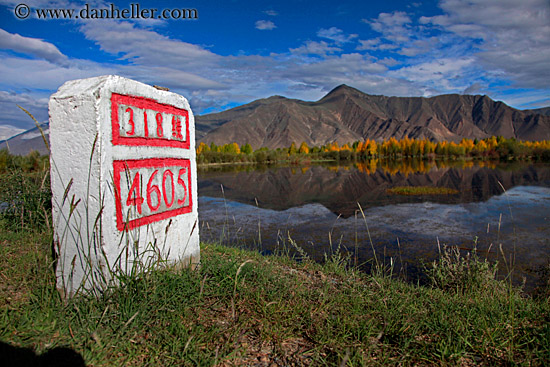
[113,158,193,231]
[111,93,190,149]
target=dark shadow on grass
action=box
[0,341,85,367]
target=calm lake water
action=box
[197,160,550,292]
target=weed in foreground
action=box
[0,168,51,233]
[426,240,507,296]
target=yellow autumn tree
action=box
[299,142,310,154]
[418,140,429,155]
[289,142,297,155]
[427,140,436,155]
[222,142,240,154]
[400,136,412,156]
[196,142,209,155]
[367,140,377,156]
[487,136,498,151]
[474,139,488,153]
[459,138,475,154]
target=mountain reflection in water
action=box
[198,160,550,293]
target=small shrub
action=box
[0,169,51,232]
[387,186,459,196]
[426,244,505,295]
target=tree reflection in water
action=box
[198,160,550,293]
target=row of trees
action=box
[1,135,549,172]
[197,136,550,164]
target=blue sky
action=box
[0,0,549,139]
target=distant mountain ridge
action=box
[528,107,550,116]
[0,123,50,155]
[197,85,550,149]
[2,85,550,155]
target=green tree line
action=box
[197,136,550,165]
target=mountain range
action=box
[197,85,550,149]
[2,85,550,155]
[0,123,50,155]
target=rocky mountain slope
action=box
[198,85,550,149]
[0,124,50,155]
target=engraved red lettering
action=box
[143,110,149,137]
[156,113,164,137]
[111,94,190,148]
[147,169,161,212]
[126,107,135,136]
[171,116,183,140]
[177,167,187,206]
[114,158,192,231]
[126,171,143,214]
[162,170,175,208]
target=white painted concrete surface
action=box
[49,75,199,297]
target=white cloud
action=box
[421,0,550,89]
[358,11,422,56]
[0,124,25,140]
[492,91,550,110]
[390,57,477,93]
[81,21,218,69]
[398,38,439,57]
[255,20,276,30]
[367,11,412,31]
[289,53,387,76]
[77,20,227,91]
[462,82,484,95]
[378,58,399,67]
[290,41,342,56]
[0,28,68,65]
[275,53,421,98]
[359,1,549,99]
[365,11,412,43]
[0,90,50,131]
[317,27,357,44]
[357,39,379,51]
[0,90,48,107]
[263,10,278,16]
[0,55,115,90]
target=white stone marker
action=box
[49,75,199,297]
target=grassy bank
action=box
[387,186,460,196]
[1,220,549,365]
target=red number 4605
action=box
[114,158,192,231]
